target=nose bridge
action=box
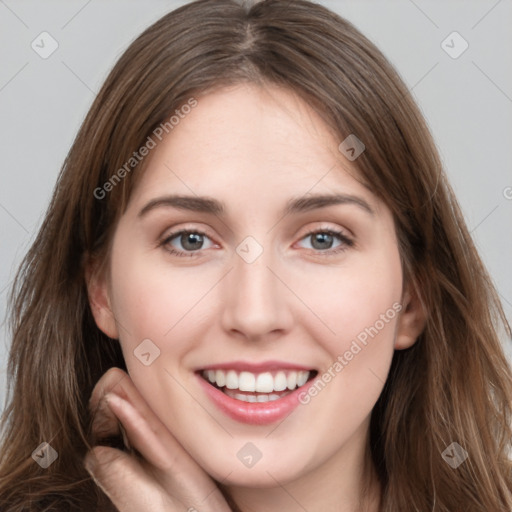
[220,236,291,339]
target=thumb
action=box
[84,446,182,512]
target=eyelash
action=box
[160,227,354,258]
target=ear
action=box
[85,256,119,339]
[394,281,427,350]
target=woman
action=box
[0,0,511,510]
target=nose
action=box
[220,242,294,342]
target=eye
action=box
[161,229,215,257]
[160,227,354,258]
[296,228,354,255]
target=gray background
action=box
[1,0,511,414]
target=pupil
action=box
[312,233,332,250]
[182,233,203,250]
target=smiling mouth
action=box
[198,368,318,403]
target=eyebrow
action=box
[137,192,374,218]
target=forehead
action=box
[129,82,378,216]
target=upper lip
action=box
[197,360,316,373]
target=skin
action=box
[86,82,426,512]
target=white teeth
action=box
[238,371,256,392]
[202,369,312,393]
[297,371,309,387]
[287,372,297,390]
[225,370,238,389]
[225,389,282,402]
[215,369,226,387]
[274,371,288,391]
[256,372,274,393]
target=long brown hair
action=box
[1,0,511,510]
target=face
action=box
[89,82,423,488]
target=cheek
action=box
[298,247,402,352]
[108,253,208,414]
[294,245,402,410]
[109,250,216,362]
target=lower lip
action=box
[196,373,316,425]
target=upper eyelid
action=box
[162,225,217,243]
[162,222,351,238]
[162,224,353,249]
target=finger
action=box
[89,367,130,414]
[84,445,183,512]
[89,368,166,440]
[90,369,231,511]
[91,395,122,439]
[90,369,195,472]
[90,368,148,445]
[90,393,133,455]
[103,392,201,476]
[102,392,231,512]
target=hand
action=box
[85,367,233,512]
